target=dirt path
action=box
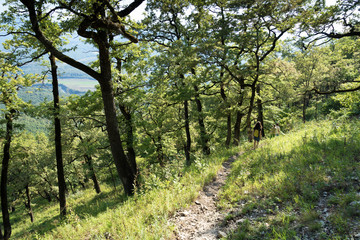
[170,152,242,240]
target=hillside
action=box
[7,120,360,239]
[19,83,86,105]
[12,84,86,134]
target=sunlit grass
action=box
[7,119,360,239]
[219,119,360,239]
[10,146,242,239]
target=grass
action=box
[9,146,242,239]
[6,119,360,239]
[218,119,360,239]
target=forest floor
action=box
[170,151,243,240]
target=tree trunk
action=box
[220,82,231,148]
[226,113,231,147]
[24,184,34,223]
[115,58,137,175]
[302,93,307,123]
[98,39,137,195]
[155,136,165,166]
[184,100,192,166]
[193,85,210,155]
[1,111,14,240]
[118,105,137,175]
[233,111,243,146]
[246,85,257,142]
[99,80,137,195]
[20,0,142,197]
[50,54,67,217]
[256,85,265,137]
[85,155,101,194]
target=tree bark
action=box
[84,155,101,194]
[233,111,243,146]
[118,105,137,175]
[24,184,34,223]
[220,83,231,147]
[50,53,67,217]
[226,114,232,147]
[184,100,192,166]
[99,79,137,194]
[256,85,265,137]
[193,85,210,155]
[1,111,14,240]
[246,85,257,142]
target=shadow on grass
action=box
[11,184,129,239]
[223,133,360,239]
[12,214,63,239]
[72,187,128,219]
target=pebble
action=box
[217,231,227,238]
[179,211,190,217]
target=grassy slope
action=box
[10,147,242,239]
[219,119,360,239]
[8,119,360,239]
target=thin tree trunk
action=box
[302,94,307,123]
[85,155,101,194]
[220,82,231,147]
[226,114,231,147]
[233,111,243,146]
[233,90,245,146]
[193,85,210,155]
[50,53,67,217]
[184,100,192,166]
[24,184,34,223]
[246,85,257,142]
[1,111,14,240]
[155,136,165,166]
[256,85,265,137]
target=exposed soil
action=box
[170,152,242,240]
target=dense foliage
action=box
[0,0,359,239]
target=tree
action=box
[0,56,36,240]
[49,53,67,215]
[5,0,145,195]
[143,0,214,162]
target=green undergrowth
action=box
[219,119,360,239]
[11,146,242,239]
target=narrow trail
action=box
[170,152,243,240]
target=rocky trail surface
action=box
[168,147,360,240]
[170,152,242,240]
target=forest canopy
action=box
[0,0,359,239]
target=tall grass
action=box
[9,147,241,239]
[219,119,360,239]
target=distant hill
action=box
[19,83,85,105]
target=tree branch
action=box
[312,85,360,94]
[20,0,102,81]
[117,0,145,17]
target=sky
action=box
[1,0,339,21]
[0,0,146,20]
